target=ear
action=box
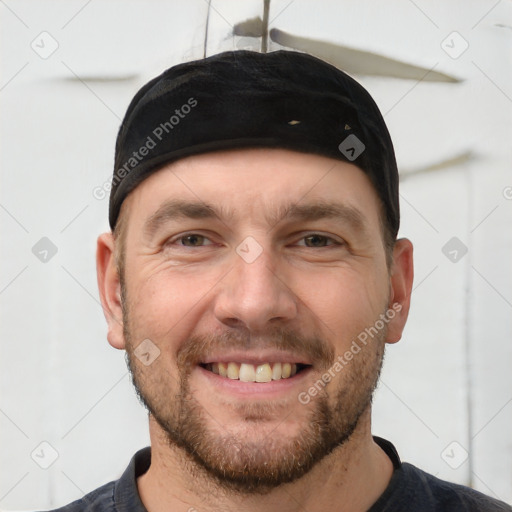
[96,232,125,350]
[385,238,414,344]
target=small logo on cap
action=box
[338,134,365,161]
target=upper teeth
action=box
[208,362,297,382]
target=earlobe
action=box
[96,232,125,350]
[386,238,414,344]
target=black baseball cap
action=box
[109,50,399,238]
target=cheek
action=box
[292,267,389,347]
[125,263,222,346]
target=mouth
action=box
[200,362,311,382]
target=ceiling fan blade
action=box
[400,151,474,180]
[270,28,460,83]
[61,73,140,83]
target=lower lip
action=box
[195,365,313,398]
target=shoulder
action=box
[385,463,512,511]
[372,437,511,511]
[40,480,116,512]
[37,447,151,512]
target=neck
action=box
[137,409,394,512]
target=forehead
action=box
[122,148,382,230]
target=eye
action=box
[296,234,340,248]
[174,234,214,247]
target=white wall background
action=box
[1,0,511,509]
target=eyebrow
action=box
[143,198,368,240]
[267,202,368,234]
[143,199,225,240]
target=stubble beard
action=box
[121,278,386,495]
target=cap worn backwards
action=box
[109,50,399,238]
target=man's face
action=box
[114,148,400,493]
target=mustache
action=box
[176,327,335,372]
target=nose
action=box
[213,244,298,331]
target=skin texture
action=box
[96,148,414,512]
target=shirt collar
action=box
[114,446,151,512]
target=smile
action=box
[200,362,310,382]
